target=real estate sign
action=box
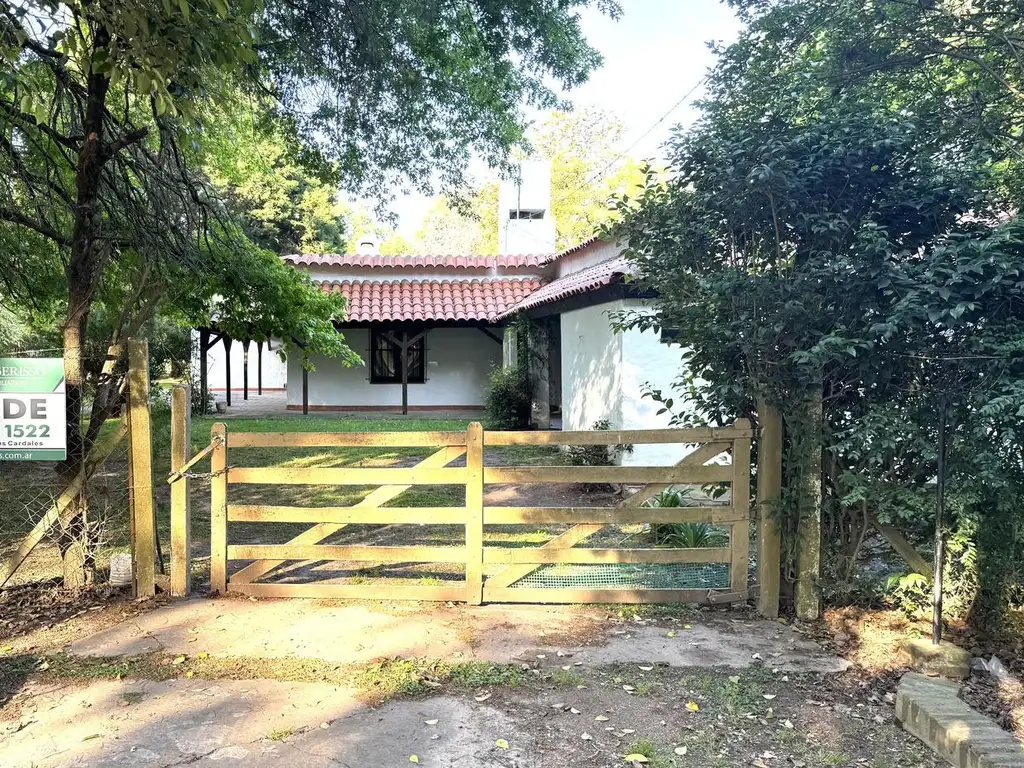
[0,358,67,461]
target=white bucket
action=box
[109,553,133,586]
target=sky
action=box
[383,0,743,236]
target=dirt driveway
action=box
[1,596,941,768]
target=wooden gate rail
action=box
[209,420,753,606]
[210,427,472,600]
[479,420,752,605]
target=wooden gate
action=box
[209,420,752,604]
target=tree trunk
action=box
[57,21,113,588]
[793,383,823,620]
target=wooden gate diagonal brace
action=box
[229,445,467,585]
[483,441,733,591]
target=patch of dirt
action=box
[0,581,168,651]
[817,606,1024,743]
[454,665,940,767]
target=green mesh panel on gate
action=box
[509,562,731,590]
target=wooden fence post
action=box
[210,422,228,594]
[170,385,192,596]
[127,339,157,598]
[756,401,783,618]
[465,421,484,605]
[730,419,752,594]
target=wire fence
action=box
[0,348,175,591]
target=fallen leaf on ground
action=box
[172,655,186,665]
[409,756,419,764]
[581,732,592,740]
[674,746,688,756]
[424,719,438,725]
[685,701,700,712]
[495,738,509,749]
[474,693,491,702]
[623,754,649,764]
[595,715,609,722]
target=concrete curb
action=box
[896,672,1024,767]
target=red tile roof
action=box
[498,256,633,317]
[322,278,544,322]
[287,253,552,269]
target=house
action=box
[197,164,688,464]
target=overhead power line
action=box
[582,74,709,188]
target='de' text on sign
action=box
[0,358,67,461]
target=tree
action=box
[1,0,616,584]
[530,107,646,249]
[412,183,500,255]
[197,97,349,255]
[407,108,647,255]
[616,0,1024,629]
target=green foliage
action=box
[882,573,930,617]
[483,364,532,431]
[645,489,729,548]
[653,523,728,550]
[197,97,349,255]
[564,419,634,467]
[612,0,1024,629]
[530,107,649,250]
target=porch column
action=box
[242,339,250,400]
[502,326,519,369]
[223,336,233,407]
[198,328,210,415]
[529,322,550,430]
[256,340,263,395]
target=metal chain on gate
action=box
[166,434,231,483]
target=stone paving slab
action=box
[4,677,531,768]
[70,597,850,673]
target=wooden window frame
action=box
[369,328,426,385]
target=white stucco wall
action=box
[560,301,624,432]
[287,327,502,409]
[560,299,691,466]
[618,301,691,466]
[194,332,288,392]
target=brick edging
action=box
[896,672,1024,767]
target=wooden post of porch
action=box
[401,330,409,416]
[302,365,309,415]
[256,340,263,395]
[242,339,250,401]
[223,336,233,407]
[198,328,210,415]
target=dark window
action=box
[509,208,545,220]
[370,329,425,384]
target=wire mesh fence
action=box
[0,432,129,587]
[0,347,175,592]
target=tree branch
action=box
[0,206,71,246]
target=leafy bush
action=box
[882,572,931,617]
[483,364,531,430]
[564,419,633,466]
[644,489,728,548]
[657,522,728,549]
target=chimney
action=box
[356,236,379,255]
[498,160,556,254]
